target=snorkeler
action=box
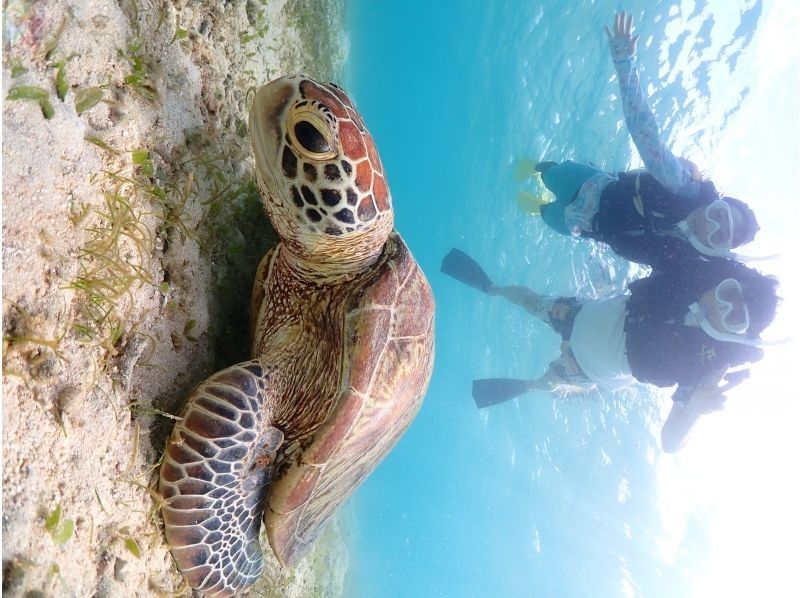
[531,11,759,270]
[441,249,779,452]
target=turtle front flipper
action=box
[159,360,283,597]
[264,240,435,567]
[264,387,368,566]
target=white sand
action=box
[2,1,347,595]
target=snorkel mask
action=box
[689,278,763,346]
[678,199,734,257]
[704,200,735,251]
[677,200,777,262]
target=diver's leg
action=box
[535,160,558,173]
[527,343,595,394]
[540,161,602,197]
[489,287,580,339]
[524,368,567,392]
[488,285,556,325]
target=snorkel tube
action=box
[676,220,777,263]
[688,302,786,348]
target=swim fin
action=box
[517,189,550,215]
[440,249,494,293]
[513,157,540,181]
[472,378,531,408]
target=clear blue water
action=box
[336,1,790,597]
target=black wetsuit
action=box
[624,259,763,399]
[582,171,720,271]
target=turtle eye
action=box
[294,120,330,154]
[287,104,337,161]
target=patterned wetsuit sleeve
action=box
[614,58,702,198]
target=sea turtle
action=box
[158,75,435,596]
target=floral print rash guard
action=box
[564,50,704,235]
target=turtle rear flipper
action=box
[159,360,282,596]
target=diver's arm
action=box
[661,395,703,453]
[660,377,727,453]
[606,12,700,197]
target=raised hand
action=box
[690,364,731,414]
[605,10,639,62]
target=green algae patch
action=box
[6,85,55,119]
[44,504,74,545]
[69,177,156,353]
[74,86,104,115]
[123,536,142,559]
[119,39,160,102]
[85,134,119,155]
[54,62,68,101]
[131,149,155,177]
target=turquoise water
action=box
[338,1,797,597]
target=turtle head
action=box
[249,75,393,271]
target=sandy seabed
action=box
[2,1,348,595]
